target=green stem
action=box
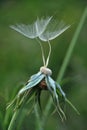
[7,88,34,130]
[34,95,52,130]
[57,7,87,83]
[42,96,52,126]
[8,109,20,130]
[42,6,87,127]
[34,104,43,130]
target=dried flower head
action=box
[8,16,79,121]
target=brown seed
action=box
[39,79,47,90]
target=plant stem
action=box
[57,7,87,83]
[8,109,20,130]
[34,96,52,130]
[34,104,43,130]
[42,6,87,127]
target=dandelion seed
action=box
[10,17,52,39]
[39,20,70,41]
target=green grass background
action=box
[0,0,87,130]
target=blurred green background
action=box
[0,0,87,130]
